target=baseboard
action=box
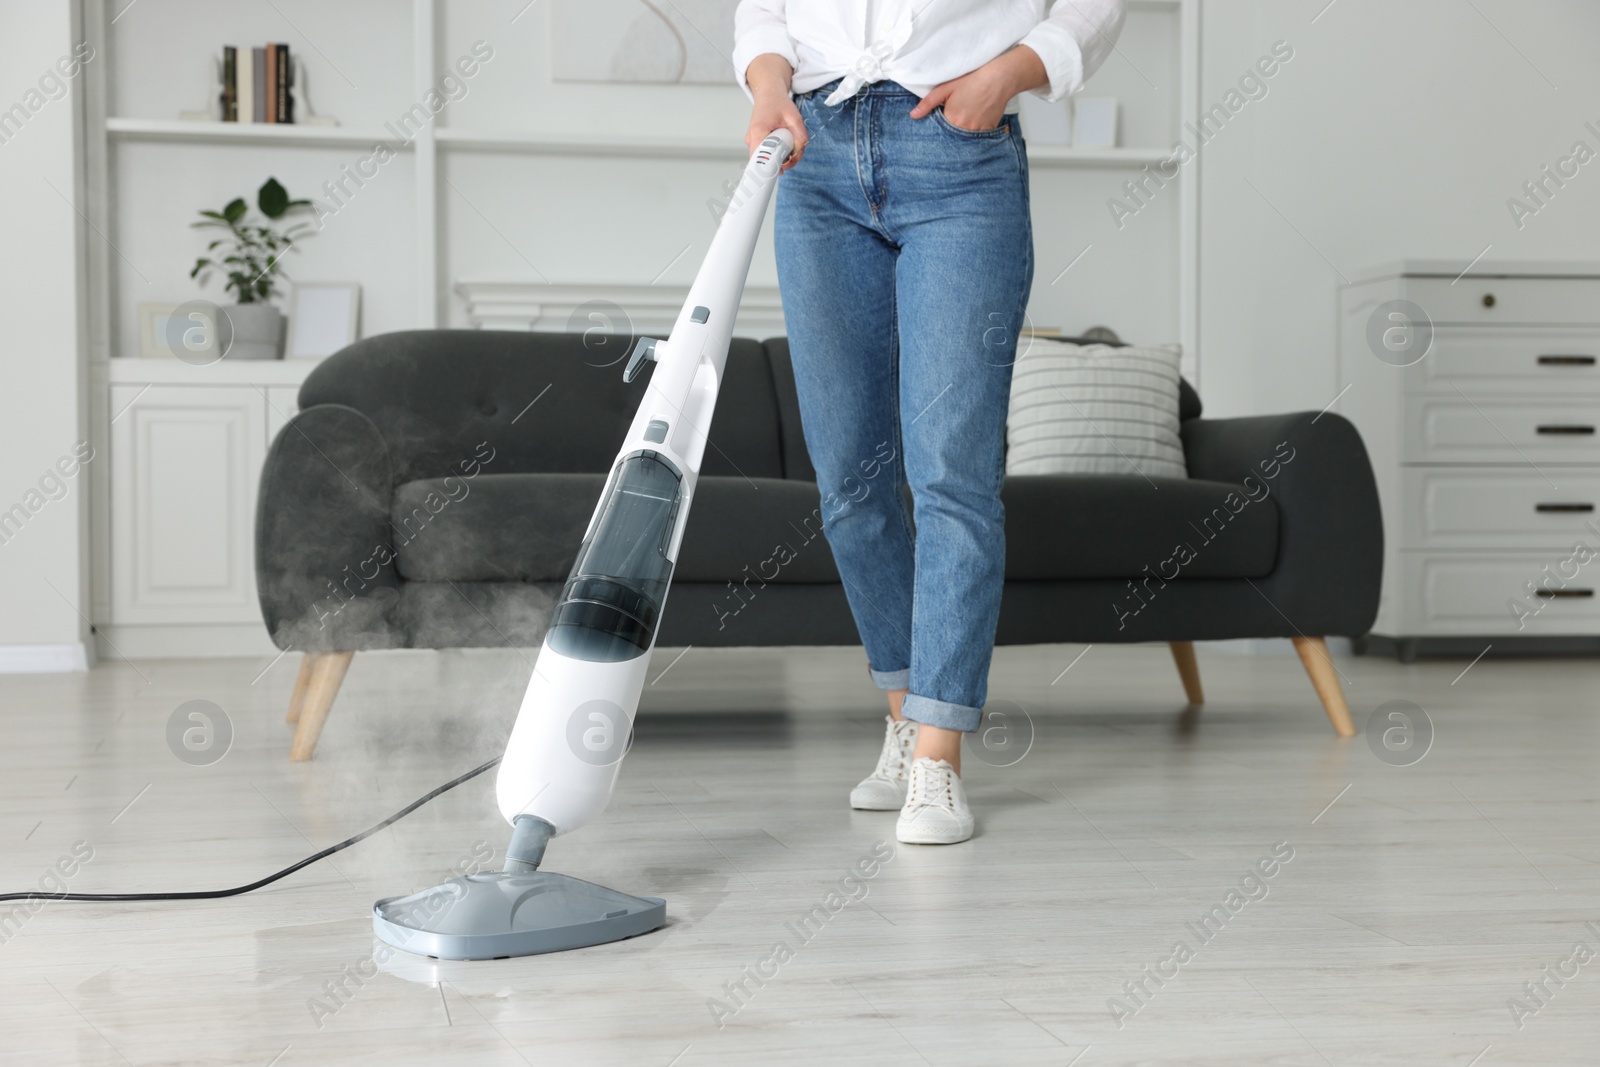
[1357,633,1600,659]
[0,643,92,673]
[94,623,281,660]
[1202,638,1354,658]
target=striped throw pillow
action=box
[1006,340,1188,479]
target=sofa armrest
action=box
[1180,410,1383,637]
[256,404,405,652]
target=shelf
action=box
[436,127,1170,168]
[105,357,324,386]
[106,117,410,150]
[436,128,746,160]
[108,121,1172,170]
[1026,144,1172,168]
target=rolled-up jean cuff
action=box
[868,667,910,691]
[900,694,982,733]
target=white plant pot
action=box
[223,303,284,360]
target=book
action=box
[276,43,292,123]
[238,47,254,124]
[265,45,276,123]
[222,46,237,121]
[252,47,267,123]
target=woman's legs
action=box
[777,83,1031,837]
[881,94,1034,745]
[776,90,918,705]
[883,103,1030,843]
[887,688,962,772]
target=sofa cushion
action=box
[392,469,1278,585]
[299,330,786,481]
[392,473,841,584]
[1003,474,1279,579]
[1007,341,1189,479]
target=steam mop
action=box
[371,128,796,960]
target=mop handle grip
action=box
[727,128,795,210]
[751,126,796,169]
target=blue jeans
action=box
[774,80,1033,733]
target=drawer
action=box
[1404,396,1600,464]
[1405,327,1600,395]
[1401,276,1600,326]
[1402,551,1600,635]
[1401,468,1600,548]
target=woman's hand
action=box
[910,45,1048,132]
[745,53,808,170]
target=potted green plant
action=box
[190,177,315,360]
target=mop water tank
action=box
[546,450,683,663]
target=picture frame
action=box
[287,282,361,359]
[136,301,229,360]
[1072,96,1120,149]
[135,302,181,357]
[1017,94,1073,147]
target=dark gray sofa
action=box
[258,329,1382,758]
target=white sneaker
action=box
[896,758,975,845]
[850,716,919,810]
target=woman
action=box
[734,1,1125,844]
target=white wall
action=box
[1196,0,1600,418]
[0,0,92,669]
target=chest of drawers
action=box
[1337,262,1600,659]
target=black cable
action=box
[0,756,501,904]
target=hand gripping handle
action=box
[750,126,796,171]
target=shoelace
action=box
[871,719,918,782]
[907,760,957,811]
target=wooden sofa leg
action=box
[1168,641,1204,704]
[1292,636,1356,737]
[285,652,316,724]
[290,651,354,761]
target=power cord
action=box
[0,756,501,903]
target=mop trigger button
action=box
[623,336,661,383]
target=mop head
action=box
[373,870,664,960]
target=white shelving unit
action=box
[83,0,1200,658]
[105,117,407,150]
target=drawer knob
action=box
[1536,502,1597,513]
[1535,588,1594,599]
[1536,424,1596,435]
[1482,293,1496,308]
[1538,354,1597,366]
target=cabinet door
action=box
[265,385,299,450]
[1407,327,1600,396]
[1401,467,1600,550]
[1402,552,1600,635]
[1404,396,1600,464]
[1401,277,1600,326]
[110,385,267,624]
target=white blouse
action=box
[733,0,1126,107]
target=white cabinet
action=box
[1338,261,1600,654]
[99,360,319,657]
[110,384,265,623]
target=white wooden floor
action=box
[1,641,1596,1066]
